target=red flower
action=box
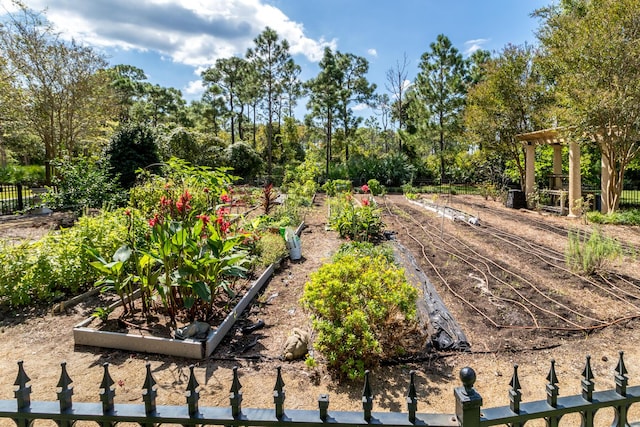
[216,207,230,216]
[203,187,210,194]
[220,221,230,234]
[196,214,210,225]
[124,209,131,216]
[362,199,370,206]
[148,214,160,227]
[220,193,231,203]
[176,190,192,213]
[361,184,370,193]
[160,195,171,207]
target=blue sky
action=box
[1,0,550,116]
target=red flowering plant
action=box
[141,185,251,324]
[89,159,253,325]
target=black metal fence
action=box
[2,352,639,426]
[0,183,47,215]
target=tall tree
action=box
[536,0,640,212]
[412,34,467,182]
[201,56,248,145]
[305,47,341,177]
[335,52,376,162]
[281,58,304,119]
[0,3,113,182]
[464,44,552,188]
[386,53,410,150]
[246,27,292,179]
[107,64,147,122]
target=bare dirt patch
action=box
[1,193,640,420]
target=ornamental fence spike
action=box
[14,360,31,410]
[406,370,418,423]
[99,363,116,413]
[362,370,373,423]
[230,366,243,418]
[616,351,628,396]
[57,361,74,412]
[274,366,285,419]
[319,394,330,421]
[581,355,595,402]
[546,359,559,408]
[142,363,158,414]
[186,365,200,416]
[509,364,522,414]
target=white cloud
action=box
[352,103,369,112]
[7,0,335,66]
[184,79,205,97]
[367,48,378,57]
[464,38,490,55]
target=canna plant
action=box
[87,162,254,325]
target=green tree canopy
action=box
[536,0,640,212]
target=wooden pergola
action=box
[515,128,606,217]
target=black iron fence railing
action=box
[2,352,639,426]
[0,184,48,215]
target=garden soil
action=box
[1,193,640,425]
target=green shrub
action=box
[254,232,288,268]
[0,165,45,186]
[0,209,136,307]
[322,179,352,196]
[565,228,622,275]
[334,241,395,264]
[366,179,384,196]
[328,194,384,242]
[587,209,640,226]
[43,157,128,212]
[301,254,417,380]
[106,122,161,189]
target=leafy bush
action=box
[0,210,135,307]
[322,179,352,196]
[328,194,384,242]
[367,179,384,196]
[43,157,128,212]
[586,209,640,226]
[106,122,161,189]
[301,253,417,380]
[565,228,622,275]
[254,232,288,268]
[223,141,264,182]
[334,241,395,264]
[0,165,45,186]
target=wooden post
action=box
[525,142,536,208]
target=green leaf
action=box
[191,281,212,302]
[113,244,132,263]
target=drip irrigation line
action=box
[382,198,634,333]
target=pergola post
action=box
[568,140,582,217]
[525,142,536,207]
[552,145,563,190]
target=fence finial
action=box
[273,366,285,419]
[318,394,330,421]
[362,370,373,422]
[142,363,157,414]
[57,361,74,412]
[230,366,243,418]
[509,364,522,413]
[546,359,559,408]
[407,370,418,423]
[14,360,31,410]
[454,367,482,427]
[186,365,200,416]
[581,355,595,401]
[616,351,628,396]
[99,363,115,413]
